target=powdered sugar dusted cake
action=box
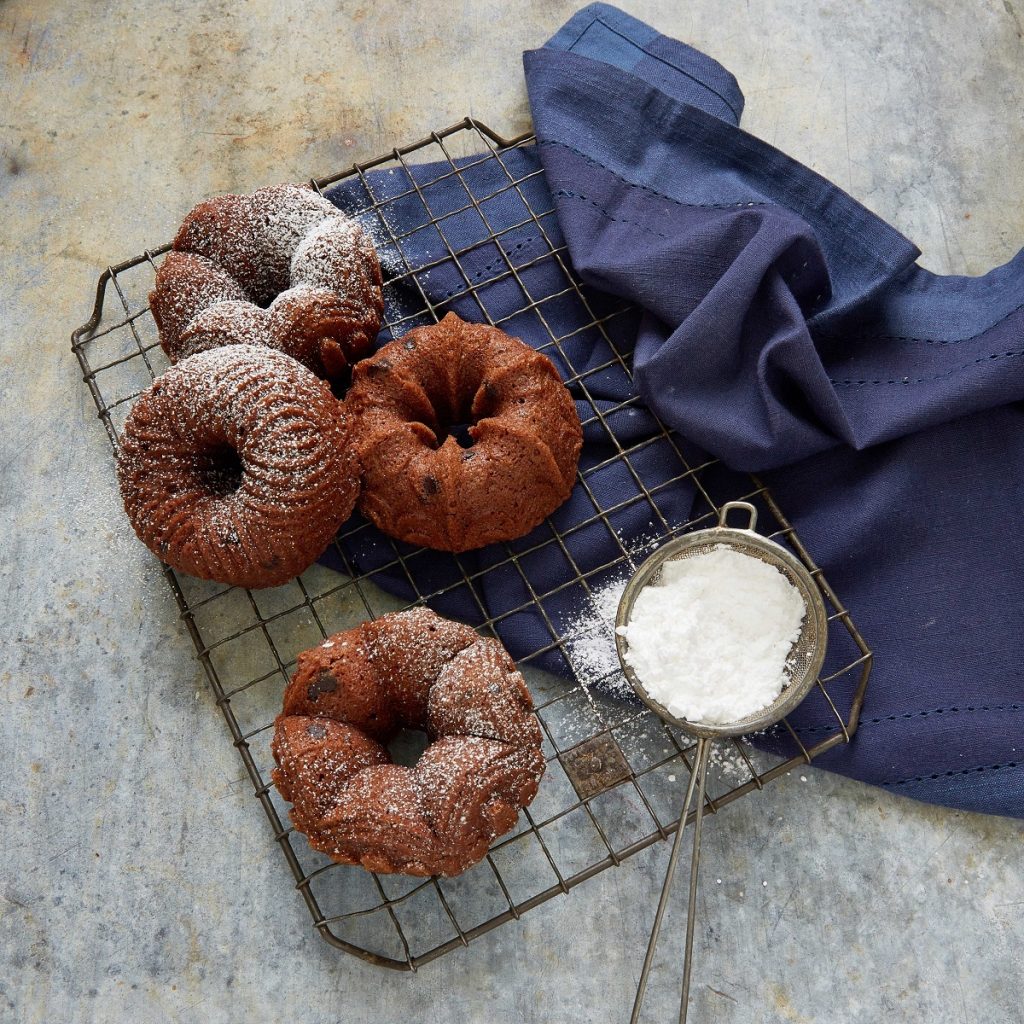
[150,183,383,386]
[272,607,546,877]
[116,344,360,589]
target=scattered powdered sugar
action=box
[707,741,756,783]
[616,546,806,725]
[561,576,630,696]
[71,454,167,596]
[616,528,663,563]
[558,531,669,696]
[351,210,406,278]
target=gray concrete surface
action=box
[3,1,1024,1022]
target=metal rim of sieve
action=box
[615,499,829,740]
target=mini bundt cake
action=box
[116,344,360,589]
[272,607,546,877]
[149,183,384,386]
[344,312,582,551]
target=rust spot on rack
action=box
[563,735,631,799]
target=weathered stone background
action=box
[2,2,1022,1021]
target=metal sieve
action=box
[615,501,828,1024]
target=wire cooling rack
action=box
[71,118,872,971]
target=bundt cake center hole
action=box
[387,727,430,767]
[434,421,475,449]
[426,385,494,450]
[200,443,244,496]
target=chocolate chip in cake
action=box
[307,671,339,701]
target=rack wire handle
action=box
[630,736,711,1024]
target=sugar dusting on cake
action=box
[153,182,383,377]
[115,343,358,587]
[271,609,545,875]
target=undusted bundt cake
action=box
[149,183,383,386]
[272,607,546,877]
[116,344,360,589]
[344,312,582,551]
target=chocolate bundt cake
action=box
[149,183,384,386]
[344,312,582,551]
[272,607,546,877]
[116,345,359,589]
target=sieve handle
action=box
[630,736,711,1024]
[718,500,758,532]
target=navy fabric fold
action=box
[319,4,1024,817]
[526,39,1024,468]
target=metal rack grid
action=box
[71,118,872,972]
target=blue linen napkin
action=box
[323,5,1024,817]
[529,4,1024,817]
